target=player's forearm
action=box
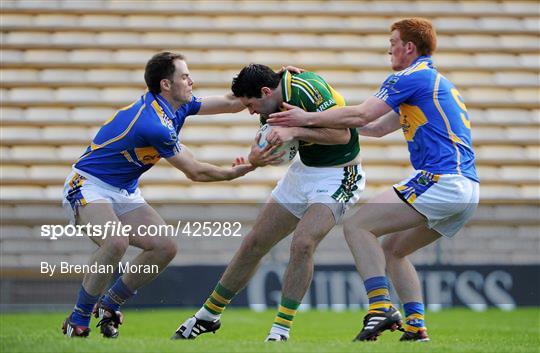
[358,110,401,137]
[185,162,235,182]
[292,127,350,145]
[309,105,375,129]
[225,92,246,113]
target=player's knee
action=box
[156,239,178,262]
[343,218,358,242]
[290,237,316,259]
[104,237,129,258]
[241,235,268,258]
[344,218,382,240]
[382,240,405,259]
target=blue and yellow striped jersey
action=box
[74,92,201,192]
[374,56,479,182]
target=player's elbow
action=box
[370,126,386,138]
[354,103,380,128]
[335,129,351,144]
[184,169,204,182]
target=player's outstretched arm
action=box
[268,96,393,129]
[197,92,245,115]
[166,145,255,182]
[358,110,401,138]
[196,67,304,116]
[266,126,350,146]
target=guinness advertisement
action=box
[125,264,539,309]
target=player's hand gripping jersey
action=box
[262,71,360,167]
[374,56,478,183]
[74,92,201,192]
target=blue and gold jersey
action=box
[74,92,201,192]
[374,56,479,182]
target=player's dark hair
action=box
[391,18,437,56]
[144,52,185,94]
[231,64,281,98]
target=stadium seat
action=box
[51,31,95,45]
[25,107,71,124]
[499,166,539,182]
[1,13,33,26]
[81,14,125,27]
[518,53,540,68]
[55,87,101,101]
[500,35,539,49]
[85,69,134,83]
[10,146,58,161]
[481,108,539,125]
[69,49,114,63]
[478,17,527,31]
[57,145,87,160]
[71,107,116,122]
[432,17,479,31]
[1,69,39,82]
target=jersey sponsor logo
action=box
[317,99,336,112]
[161,112,174,130]
[134,146,161,165]
[399,104,428,142]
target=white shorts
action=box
[62,169,146,225]
[271,160,366,223]
[393,170,480,238]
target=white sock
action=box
[269,324,290,338]
[194,306,220,321]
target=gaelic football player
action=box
[62,52,266,338]
[172,64,365,342]
[268,18,480,342]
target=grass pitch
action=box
[1,308,539,353]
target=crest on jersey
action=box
[163,131,178,145]
[387,76,399,86]
[314,91,324,105]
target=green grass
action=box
[1,308,539,353]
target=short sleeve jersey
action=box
[74,92,201,192]
[374,56,479,182]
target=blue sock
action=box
[71,286,100,327]
[364,276,392,313]
[404,302,426,332]
[101,277,136,312]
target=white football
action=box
[257,124,299,165]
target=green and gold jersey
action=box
[263,71,359,167]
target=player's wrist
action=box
[289,127,301,140]
[305,113,318,127]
